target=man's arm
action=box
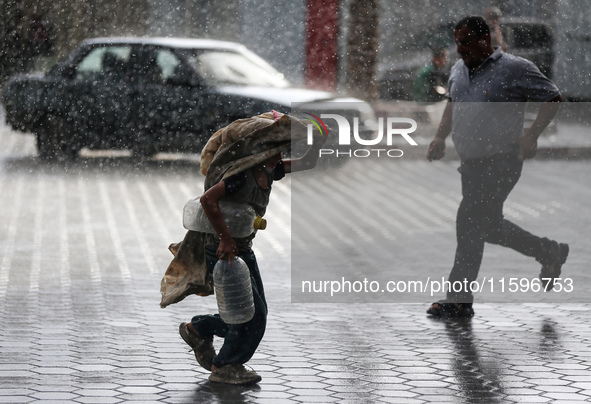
[426,99,453,161]
[200,182,237,263]
[515,94,562,160]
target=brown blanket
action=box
[160,111,308,308]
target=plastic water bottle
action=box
[213,257,255,324]
[183,197,267,237]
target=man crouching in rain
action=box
[160,110,326,385]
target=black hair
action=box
[454,15,490,39]
[432,48,448,58]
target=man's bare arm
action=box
[515,94,562,160]
[427,100,453,161]
[200,182,237,263]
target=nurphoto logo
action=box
[304,113,419,158]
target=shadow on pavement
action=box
[539,319,561,357]
[430,317,506,403]
[186,381,261,403]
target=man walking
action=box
[161,111,326,384]
[426,16,567,318]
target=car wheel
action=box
[36,115,81,160]
[36,133,58,159]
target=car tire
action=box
[36,130,59,159]
[36,115,81,160]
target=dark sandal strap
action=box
[427,300,473,318]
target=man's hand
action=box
[515,95,561,160]
[514,134,538,160]
[284,132,329,173]
[427,138,446,161]
[314,132,329,147]
[217,236,238,265]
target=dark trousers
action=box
[192,246,268,368]
[447,148,558,303]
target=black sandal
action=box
[427,300,474,318]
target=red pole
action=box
[305,0,339,91]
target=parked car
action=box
[2,37,376,159]
[378,18,553,100]
[500,17,553,78]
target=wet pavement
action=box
[1,116,591,403]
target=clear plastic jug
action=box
[183,197,266,237]
[213,257,255,324]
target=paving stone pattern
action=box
[1,127,591,403]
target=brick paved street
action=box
[1,119,591,403]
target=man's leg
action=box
[482,152,567,274]
[487,219,561,265]
[485,175,569,290]
[447,155,522,303]
[489,218,569,291]
[446,193,488,304]
[188,248,266,384]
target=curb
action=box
[372,101,591,161]
[534,147,591,160]
[389,145,591,161]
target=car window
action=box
[156,49,181,81]
[185,50,290,88]
[508,25,552,49]
[128,47,166,84]
[75,46,131,80]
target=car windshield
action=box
[185,49,291,88]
